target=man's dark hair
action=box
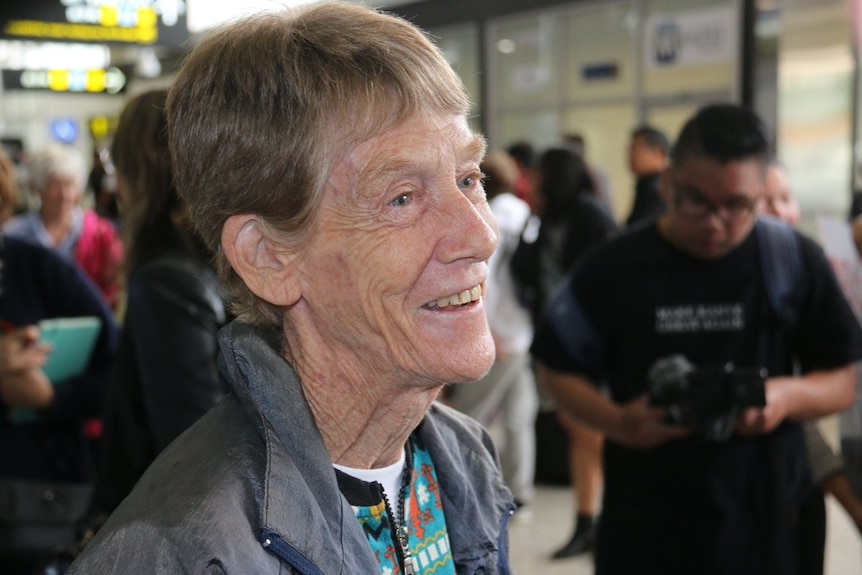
[632,125,670,155]
[506,141,536,169]
[671,104,772,167]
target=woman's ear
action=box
[221,214,302,306]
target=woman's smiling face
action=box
[290,112,498,386]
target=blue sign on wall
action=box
[50,118,79,144]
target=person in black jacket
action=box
[0,148,119,573]
[512,147,618,329]
[625,125,669,227]
[512,147,617,558]
[89,90,227,520]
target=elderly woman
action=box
[4,144,123,309]
[0,148,119,571]
[70,3,512,575]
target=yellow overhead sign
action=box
[89,116,117,141]
[1,1,186,47]
[5,17,158,44]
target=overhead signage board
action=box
[2,66,128,94]
[0,0,188,47]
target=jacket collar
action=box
[217,321,512,573]
[218,321,379,574]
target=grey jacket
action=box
[70,321,514,574]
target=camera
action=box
[647,355,767,441]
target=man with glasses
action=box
[532,104,862,575]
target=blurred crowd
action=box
[0,89,226,575]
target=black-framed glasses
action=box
[671,180,757,225]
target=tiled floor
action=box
[508,484,862,575]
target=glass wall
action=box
[424,0,856,226]
[431,22,483,131]
[777,0,853,233]
[486,0,739,220]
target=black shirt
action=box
[532,220,862,575]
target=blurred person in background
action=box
[87,89,227,523]
[506,141,537,210]
[448,150,538,511]
[758,160,862,574]
[4,145,123,310]
[87,146,120,231]
[562,133,614,216]
[847,216,862,535]
[625,125,670,227]
[758,159,800,226]
[511,146,618,559]
[0,148,119,574]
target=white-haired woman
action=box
[5,144,123,309]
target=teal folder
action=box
[8,316,102,424]
[38,316,103,383]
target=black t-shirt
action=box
[531,220,862,574]
[535,220,862,392]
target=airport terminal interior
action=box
[2,0,862,573]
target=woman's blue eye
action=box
[390,193,411,207]
[459,176,476,190]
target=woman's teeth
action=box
[431,285,482,309]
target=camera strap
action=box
[544,273,604,368]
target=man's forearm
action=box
[772,364,856,422]
[536,363,619,434]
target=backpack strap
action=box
[544,273,604,368]
[755,216,803,330]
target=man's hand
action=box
[538,365,691,449]
[735,377,790,435]
[734,405,786,435]
[613,395,691,449]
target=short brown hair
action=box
[166,2,470,326]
